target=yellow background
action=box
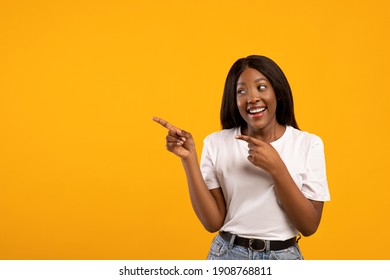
[1,0,389,260]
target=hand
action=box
[235,134,283,174]
[152,116,195,159]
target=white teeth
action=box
[249,107,266,114]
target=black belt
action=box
[219,231,296,252]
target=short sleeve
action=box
[200,136,221,190]
[301,136,331,201]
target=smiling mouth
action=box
[248,107,266,114]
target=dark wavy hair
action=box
[220,55,299,129]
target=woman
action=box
[153,55,330,260]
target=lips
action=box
[247,106,266,115]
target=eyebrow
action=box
[237,78,268,86]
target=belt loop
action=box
[228,233,236,250]
[265,240,271,252]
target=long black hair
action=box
[220,55,299,129]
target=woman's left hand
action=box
[235,135,283,174]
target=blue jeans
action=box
[206,234,304,260]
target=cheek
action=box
[236,96,246,108]
[270,98,278,111]
[236,99,247,115]
[263,93,278,111]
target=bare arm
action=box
[153,117,226,232]
[271,164,323,236]
[181,153,226,232]
[236,134,323,236]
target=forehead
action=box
[237,68,268,84]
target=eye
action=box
[258,84,266,91]
[237,89,247,95]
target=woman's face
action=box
[236,67,278,133]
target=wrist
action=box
[268,159,288,178]
[181,150,198,163]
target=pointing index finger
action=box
[152,116,182,134]
[235,134,254,143]
[152,116,173,129]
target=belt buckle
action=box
[248,239,266,252]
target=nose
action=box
[247,90,260,104]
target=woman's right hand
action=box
[153,117,226,232]
[152,116,195,159]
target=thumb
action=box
[178,129,193,142]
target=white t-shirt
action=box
[200,126,330,240]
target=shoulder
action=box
[201,128,239,160]
[204,127,239,144]
[287,126,324,147]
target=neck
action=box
[243,122,286,143]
